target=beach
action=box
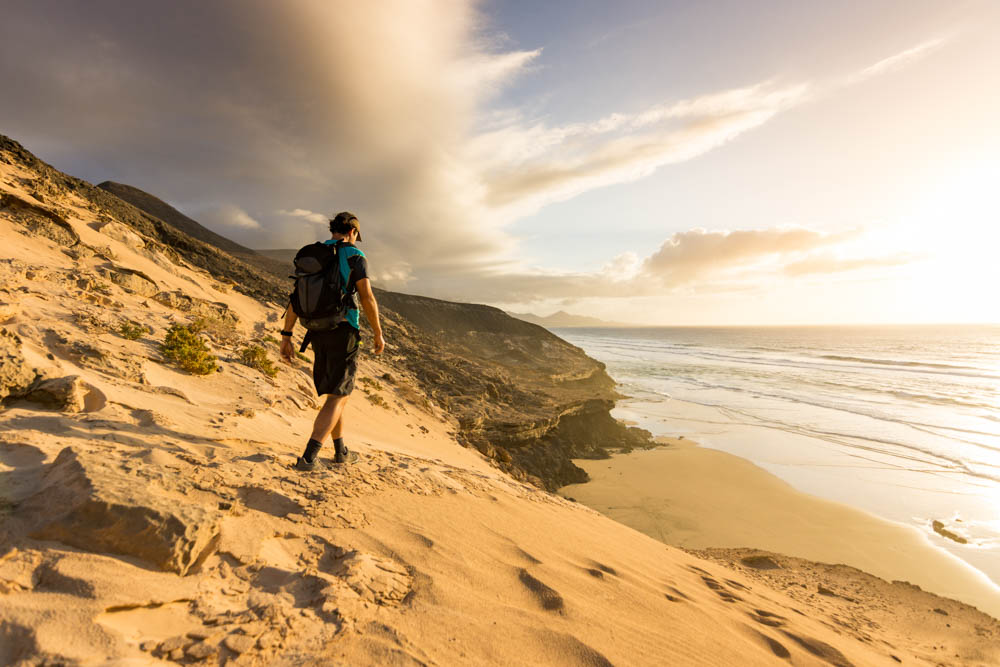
[562,438,1000,620]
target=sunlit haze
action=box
[2,0,998,324]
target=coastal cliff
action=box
[0,134,649,491]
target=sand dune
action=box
[3,145,1000,665]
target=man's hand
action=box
[373,333,385,355]
[280,336,294,363]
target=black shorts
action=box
[310,325,360,396]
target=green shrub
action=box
[161,323,217,375]
[296,351,309,362]
[365,392,390,409]
[238,344,278,378]
[118,319,145,340]
[262,335,279,345]
[359,376,384,391]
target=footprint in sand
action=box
[518,569,564,612]
[699,575,743,603]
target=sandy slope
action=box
[2,159,1000,666]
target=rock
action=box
[159,635,187,653]
[0,298,18,324]
[224,633,255,654]
[0,192,80,247]
[96,220,146,250]
[256,630,280,649]
[20,447,221,575]
[152,290,238,323]
[26,375,102,412]
[0,328,37,400]
[333,550,412,606]
[168,647,185,661]
[109,267,158,297]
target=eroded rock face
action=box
[153,290,238,323]
[26,375,104,413]
[0,328,37,401]
[109,267,158,297]
[0,192,80,247]
[21,448,221,575]
[96,219,146,250]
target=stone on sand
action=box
[26,375,96,412]
[20,447,221,575]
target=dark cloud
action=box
[0,0,519,284]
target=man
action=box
[279,211,385,470]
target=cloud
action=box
[846,38,948,85]
[196,204,262,231]
[0,3,948,304]
[782,252,920,276]
[642,226,861,284]
[469,83,811,218]
[418,225,865,305]
[279,209,328,225]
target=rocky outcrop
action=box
[26,375,105,413]
[0,328,37,401]
[19,448,220,575]
[152,290,238,323]
[0,192,80,247]
[377,292,653,489]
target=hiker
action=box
[279,211,385,470]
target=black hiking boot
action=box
[333,444,351,464]
[294,455,321,471]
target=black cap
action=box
[329,211,362,242]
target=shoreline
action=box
[561,437,1000,620]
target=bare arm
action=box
[355,278,385,354]
[279,303,297,362]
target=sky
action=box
[2,0,998,325]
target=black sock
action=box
[334,437,346,453]
[301,438,323,464]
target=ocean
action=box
[552,325,1000,585]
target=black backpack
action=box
[290,241,350,331]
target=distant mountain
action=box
[97,181,288,279]
[508,310,630,328]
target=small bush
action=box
[262,335,279,345]
[296,351,309,362]
[118,319,145,340]
[92,281,112,295]
[365,392,390,409]
[161,323,217,375]
[359,376,384,391]
[238,344,278,378]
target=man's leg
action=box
[311,394,349,442]
[330,410,345,440]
